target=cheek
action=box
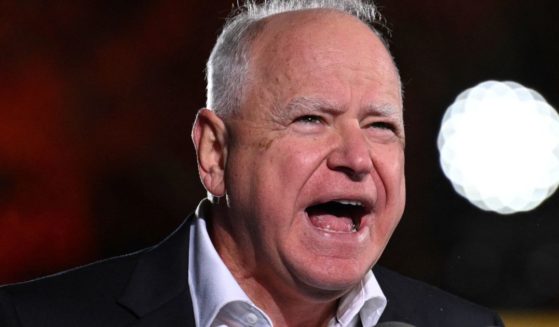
[375,145,405,193]
[374,146,406,231]
[228,136,319,199]
[266,138,327,184]
[255,139,329,227]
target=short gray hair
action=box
[206,0,385,117]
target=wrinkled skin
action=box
[193,9,406,326]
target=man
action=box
[0,1,504,326]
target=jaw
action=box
[271,209,378,292]
[282,223,376,294]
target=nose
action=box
[326,123,373,181]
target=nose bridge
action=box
[327,120,373,179]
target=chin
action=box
[288,257,371,297]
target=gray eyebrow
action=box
[284,96,341,114]
[363,103,401,118]
[285,96,402,120]
[365,104,405,130]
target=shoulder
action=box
[0,249,145,326]
[374,265,504,327]
[0,216,195,327]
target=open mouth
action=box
[305,200,368,233]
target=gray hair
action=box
[206,0,386,117]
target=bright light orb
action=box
[438,81,559,214]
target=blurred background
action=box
[0,0,557,325]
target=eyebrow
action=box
[284,96,401,119]
[284,96,341,114]
[363,103,401,118]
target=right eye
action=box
[294,115,323,124]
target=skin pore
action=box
[193,9,405,327]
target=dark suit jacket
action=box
[0,216,504,327]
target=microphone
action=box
[376,322,416,327]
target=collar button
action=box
[244,312,259,326]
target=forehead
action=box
[243,9,402,112]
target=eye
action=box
[368,121,395,131]
[294,115,324,124]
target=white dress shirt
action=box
[188,199,387,327]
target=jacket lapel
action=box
[118,215,196,327]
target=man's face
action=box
[211,10,405,298]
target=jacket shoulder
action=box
[0,249,145,326]
[374,265,504,327]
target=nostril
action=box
[326,134,373,179]
[335,167,368,181]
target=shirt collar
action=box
[335,270,387,327]
[189,199,272,327]
[188,199,386,327]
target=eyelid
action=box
[369,121,395,130]
[294,114,325,124]
[364,117,396,129]
[364,119,405,140]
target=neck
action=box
[212,226,341,326]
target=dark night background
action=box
[0,1,558,325]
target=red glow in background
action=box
[0,0,558,316]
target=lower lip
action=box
[304,212,370,242]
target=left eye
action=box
[368,121,395,131]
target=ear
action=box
[192,108,228,197]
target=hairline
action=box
[206,1,398,118]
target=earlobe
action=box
[192,108,228,197]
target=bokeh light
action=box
[438,81,559,214]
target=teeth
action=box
[335,200,363,207]
[334,200,364,231]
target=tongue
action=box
[309,214,355,233]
